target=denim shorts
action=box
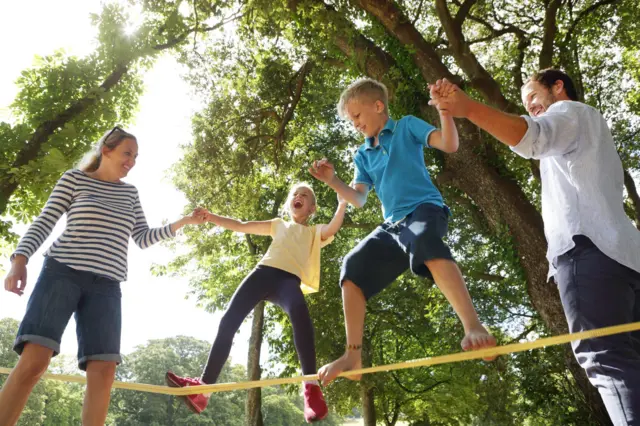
[340,202,455,300]
[14,256,122,371]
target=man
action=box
[429,69,640,425]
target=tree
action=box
[40,355,84,426]
[0,1,242,244]
[0,318,80,426]
[261,385,343,426]
[109,336,245,426]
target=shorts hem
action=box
[14,334,61,356]
[78,354,122,371]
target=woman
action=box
[0,127,206,426]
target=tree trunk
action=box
[244,301,265,426]
[361,382,376,426]
[624,168,640,229]
[539,0,562,69]
[166,394,174,425]
[360,338,376,426]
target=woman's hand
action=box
[4,255,28,296]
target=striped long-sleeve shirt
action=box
[12,169,176,282]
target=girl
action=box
[0,127,206,426]
[166,183,347,423]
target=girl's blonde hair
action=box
[77,126,137,172]
[282,182,317,219]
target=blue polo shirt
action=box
[353,115,444,222]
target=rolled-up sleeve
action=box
[511,101,580,159]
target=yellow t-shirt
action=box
[258,218,334,294]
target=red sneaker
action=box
[303,383,328,423]
[165,371,210,414]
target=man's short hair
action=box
[525,68,579,101]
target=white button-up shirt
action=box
[511,100,640,279]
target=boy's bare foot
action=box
[461,325,497,361]
[318,352,362,386]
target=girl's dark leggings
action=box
[202,265,316,384]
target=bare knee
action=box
[342,279,356,289]
[342,280,365,301]
[342,279,362,293]
[424,258,463,281]
[86,361,117,385]
[14,343,52,381]
[424,258,450,269]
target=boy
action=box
[309,78,496,385]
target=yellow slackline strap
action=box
[2,321,640,396]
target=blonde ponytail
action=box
[78,151,101,172]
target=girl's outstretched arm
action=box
[206,212,273,236]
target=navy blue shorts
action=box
[14,256,122,371]
[341,203,455,300]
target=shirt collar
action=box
[364,118,396,150]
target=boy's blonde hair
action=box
[337,78,389,119]
[282,182,317,218]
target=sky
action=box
[0,0,258,372]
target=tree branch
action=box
[454,0,478,26]
[563,0,620,45]
[192,0,199,51]
[460,267,506,283]
[507,321,538,344]
[468,26,526,45]
[411,0,425,25]
[352,0,462,85]
[390,371,450,394]
[539,0,562,69]
[467,13,528,39]
[274,61,312,143]
[434,0,518,112]
[488,3,543,28]
[513,33,531,91]
[244,134,276,144]
[0,63,129,215]
[245,234,257,255]
[153,10,243,51]
[0,10,243,217]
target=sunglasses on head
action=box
[103,126,126,142]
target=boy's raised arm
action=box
[309,159,369,208]
[427,113,459,154]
